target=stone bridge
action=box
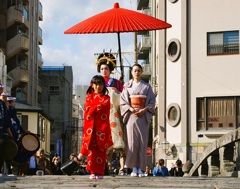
[189,128,240,177]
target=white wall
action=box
[190,0,240,143]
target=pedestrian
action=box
[7,97,24,143]
[120,63,156,177]
[0,85,13,175]
[144,165,153,176]
[51,155,62,175]
[77,75,113,179]
[169,159,184,177]
[69,153,87,175]
[36,148,52,175]
[28,152,38,175]
[96,52,126,175]
[153,159,169,176]
[6,96,35,176]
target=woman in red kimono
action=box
[78,75,113,179]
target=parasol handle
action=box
[117,33,124,82]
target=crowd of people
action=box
[0,84,26,175]
[152,159,184,177]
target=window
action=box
[38,117,45,141]
[49,86,59,95]
[167,38,181,62]
[207,31,239,55]
[166,103,181,127]
[197,96,240,131]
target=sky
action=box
[40,0,138,86]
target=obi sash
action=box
[130,95,147,109]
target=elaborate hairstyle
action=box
[86,75,108,95]
[96,52,116,73]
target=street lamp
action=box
[161,139,170,155]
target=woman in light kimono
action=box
[120,64,156,177]
[96,52,126,175]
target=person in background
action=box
[77,75,113,179]
[69,153,87,175]
[7,97,24,143]
[0,86,13,175]
[153,159,169,176]
[51,154,62,175]
[28,152,38,175]
[36,148,52,175]
[144,165,153,176]
[0,88,12,139]
[120,64,156,177]
[169,159,184,177]
[96,52,126,176]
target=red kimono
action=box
[80,93,113,175]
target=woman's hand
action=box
[77,153,83,161]
[129,107,137,113]
[134,107,148,117]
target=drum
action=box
[14,133,40,163]
[0,136,18,160]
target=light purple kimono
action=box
[120,79,156,171]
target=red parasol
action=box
[64,2,171,80]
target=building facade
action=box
[40,66,73,161]
[0,0,43,105]
[16,102,53,157]
[0,0,53,158]
[138,0,240,170]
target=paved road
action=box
[1,175,240,189]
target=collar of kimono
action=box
[126,79,142,88]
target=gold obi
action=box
[130,95,147,109]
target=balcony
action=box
[38,50,43,68]
[6,34,29,59]
[38,27,42,45]
[142,8,151,16]
[142,63,151,76]
[137,8,151,35]
[137,0,149,10]
[16,89,27,102]
[7,6,29,29]
[138,51,149,60]
[39,2,43,21]
[8,66,29,88]
[138,36,151,52]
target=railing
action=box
[38,27,42,38]
[23,7,28,20]
[16,90,27,102]
[38,50,42,62]
[142,8,151,16]
[207,43,239,55]
[39,2,43,15]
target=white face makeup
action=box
[100,64,111,78]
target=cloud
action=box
[40,0,137,85]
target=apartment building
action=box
[137,0,240,172]
[0,0,43,105]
